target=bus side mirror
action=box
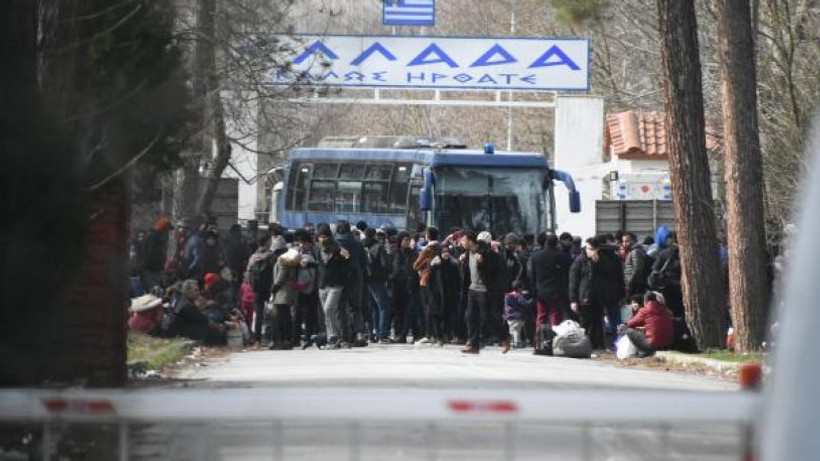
[420,188,432,211]
[569,191,581,213]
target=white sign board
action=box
[268,35,590,91]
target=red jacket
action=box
[627,300,673,348]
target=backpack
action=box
[290,267,315,294]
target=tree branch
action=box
[87,132,161,191]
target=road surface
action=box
[176,342,736,391]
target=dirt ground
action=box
[594,351,738,382]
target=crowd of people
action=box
[127,215,695,357]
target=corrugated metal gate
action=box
[595,200,676,237]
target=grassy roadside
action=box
[698,349,766,363]
[127,332,194,371]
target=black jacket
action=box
[653,246,682,284]
[500,248,525,292]
[529,246,572,302]
[569,250,624,305]
[365,240,390,283]
[318,240,350,288]
[336,231,366,272]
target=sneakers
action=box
[460,345,479,354]
[501,339,512,354]
[378,338,391,344]
[415,337,431,345]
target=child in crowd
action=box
[239,271,256,332]
[504,281,534,348]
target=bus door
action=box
[406,180,422,231]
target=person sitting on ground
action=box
[128,293,165,336]
[201,273,233,324]
[617,291,673,357]
[172,279,227,345]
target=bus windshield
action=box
[433,166,547,236]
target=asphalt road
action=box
[175,342,737,391]
[8,345,747,461]
[118,343,745,460]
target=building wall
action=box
[554,95,605,238]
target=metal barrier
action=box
[0,388,761,460]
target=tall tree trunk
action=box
[197,85,232,216]
[1,0,88,385]
[193,0,231,217]
[718,0,770,351]
[60,180,130,386]
[657,0,726,349]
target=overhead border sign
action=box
[268,35,590,92]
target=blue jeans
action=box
[368,281,391,339]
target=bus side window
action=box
[363,182,388,213]
[407,183,422,230]
[337,181,361,213]
[308,180,335,212]
[389,164,411,213]
[288,163,311,211]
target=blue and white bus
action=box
[272,136,580,236]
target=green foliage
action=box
[70,0,194,201]
[700,350,765,363]
[127,332,193,371]
[550,0,610,27]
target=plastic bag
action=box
[552,319,584,337]
[616,334,638,359]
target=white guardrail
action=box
[0,388,762,461]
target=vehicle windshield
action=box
[433,166,546,236]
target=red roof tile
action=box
[606,111,721,160]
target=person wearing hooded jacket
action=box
[413,227,444,345]
[529,233,573,342]
[269,246,300,350]
[293,228,321,345]
[364,228,391,342]
[459,231,511,354]
[316,223,350,347]
[139,216,173,290]
[390,231,422,343]
[246,234,278,345]
[569,237,623,350]
[335,220,368,346]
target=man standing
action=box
[460,231,510,354]
[529,234,573,341]
[293,228,321,345]
[316,223,350,348]
[335,220,368,346]
[140,216,173,290]
[364,227,391,343]
[623,232,651,298]
[247,234,276,345]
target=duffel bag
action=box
[553,332,592,358]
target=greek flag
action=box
[383,0,435,26]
